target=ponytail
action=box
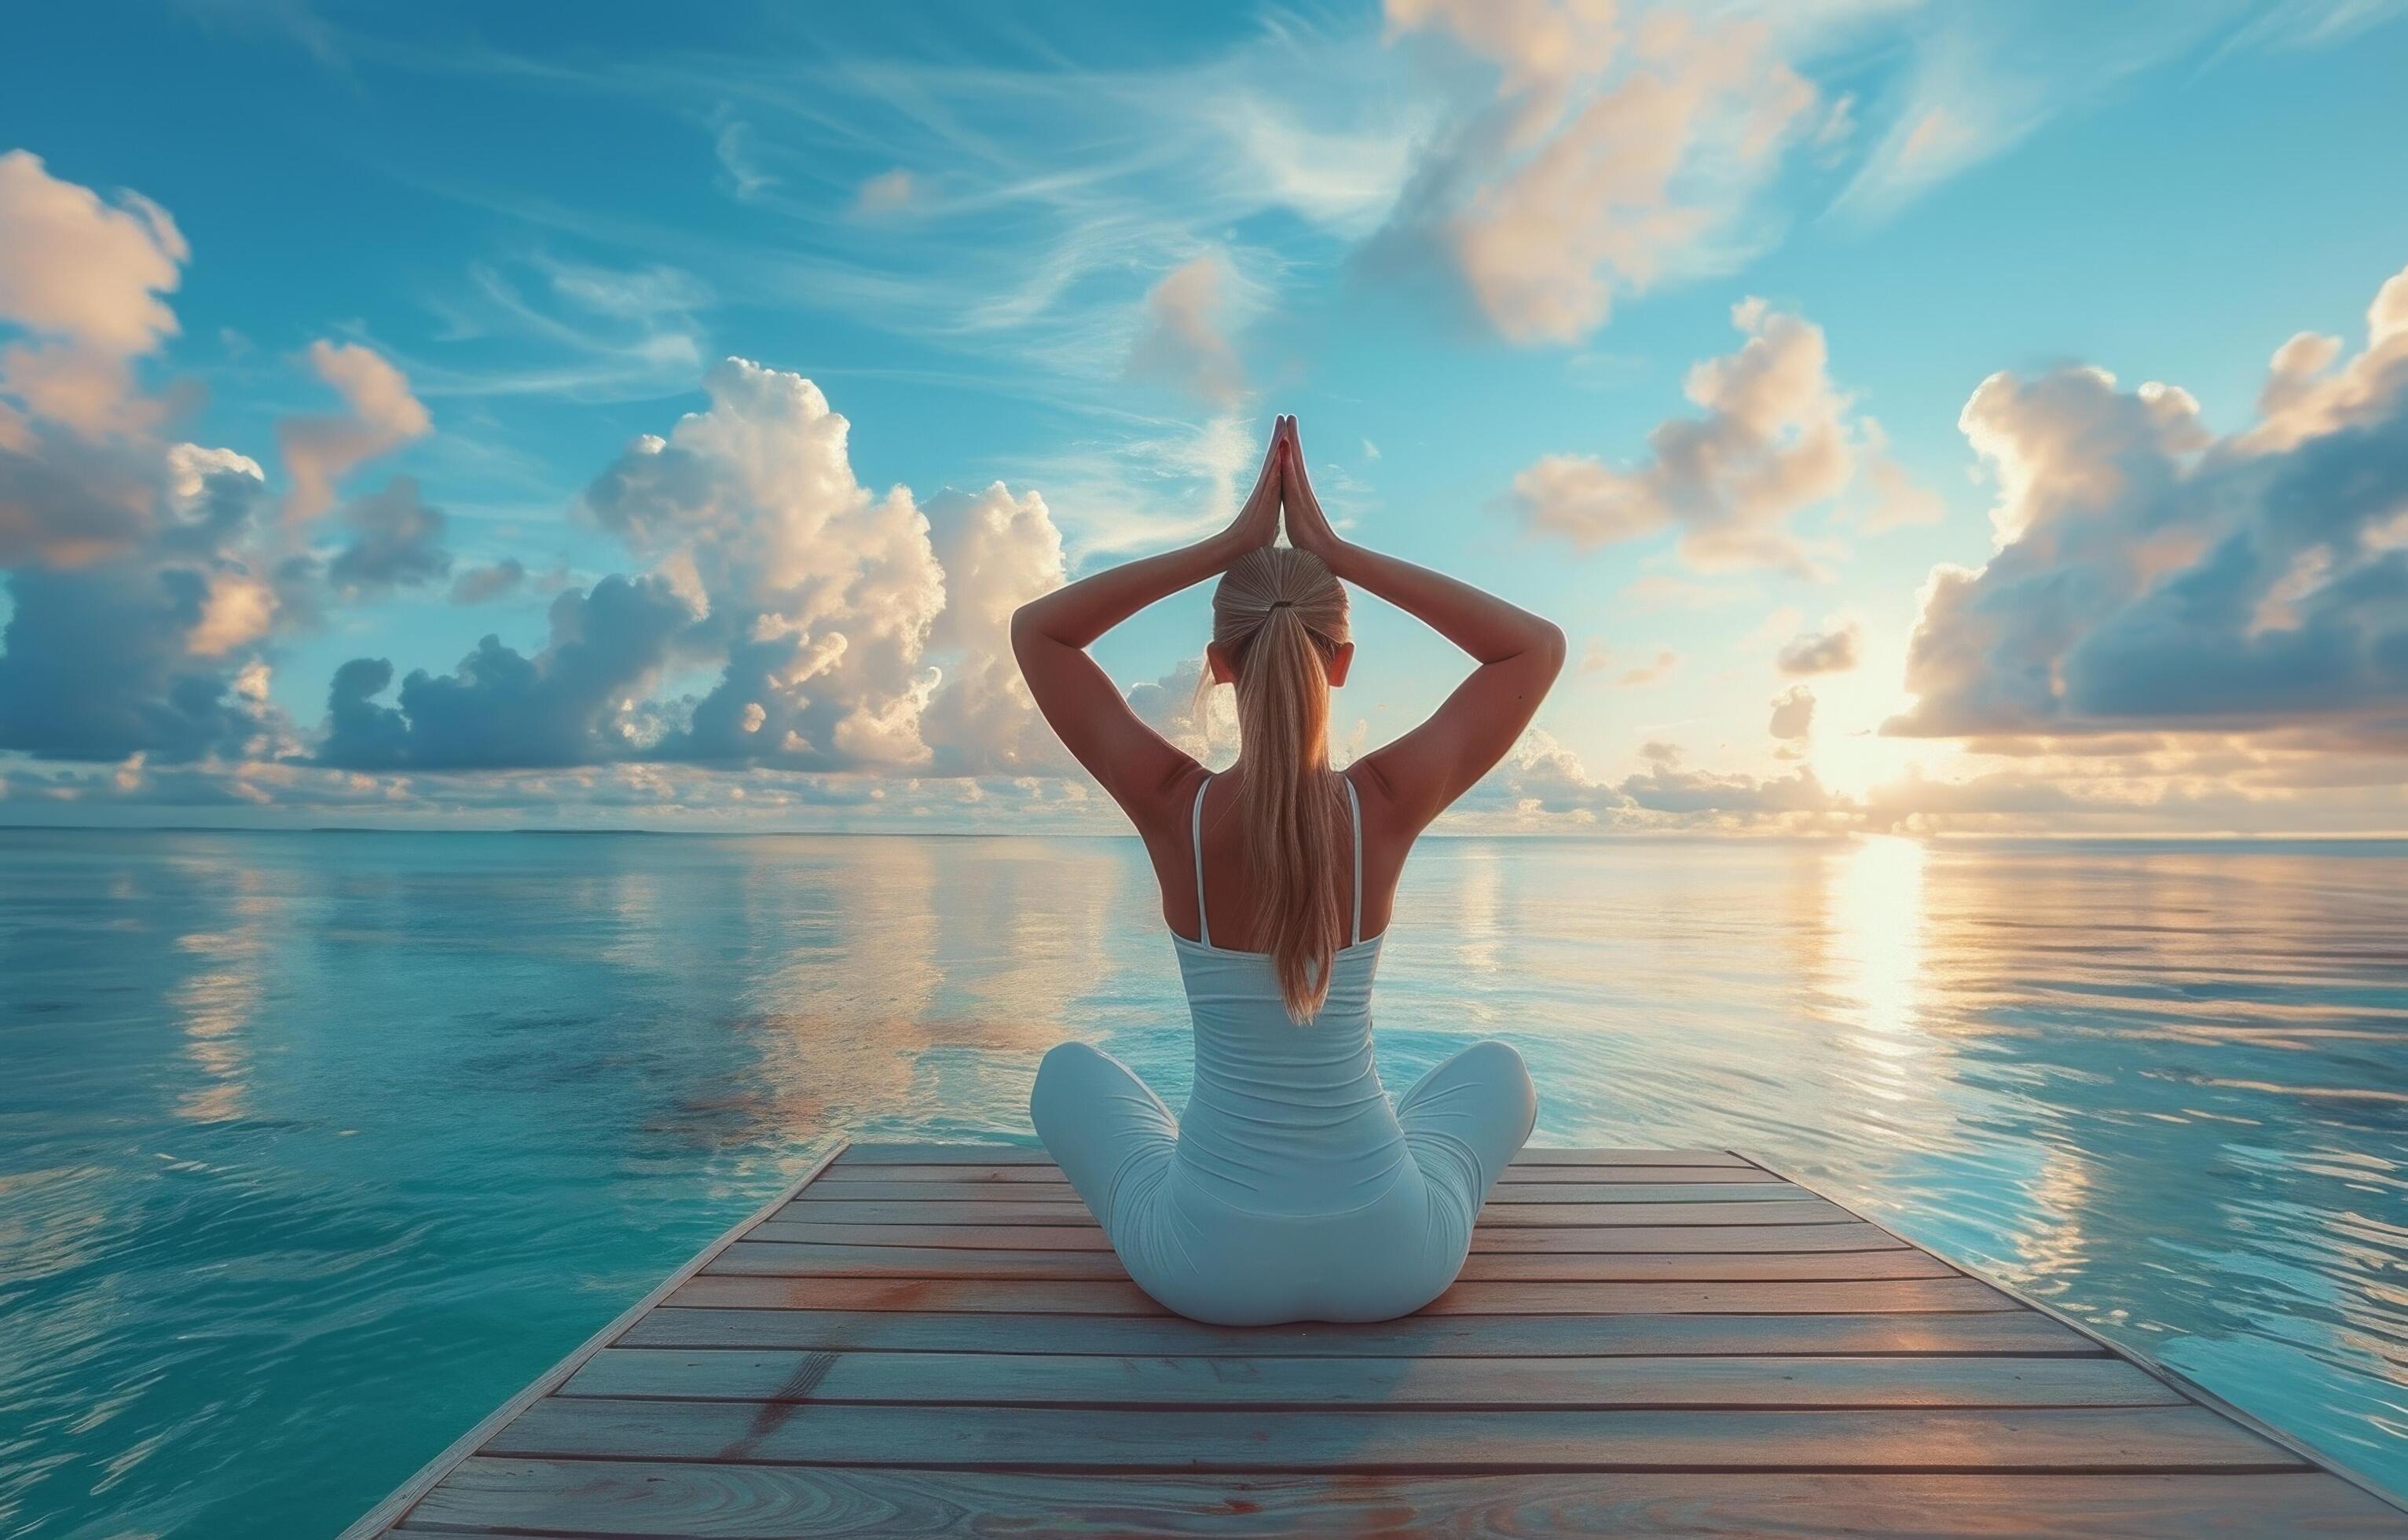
[1204,548,1353,1022]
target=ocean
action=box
[1,827,2403,1534]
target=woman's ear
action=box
[1326,640,1355,687]
[1206,640,1238,685]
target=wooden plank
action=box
[705,1241,1961,1284]
[482,1399,2299,1472]
[1515,1147,1756,1167]
[817,1162,1787,1186]
[357,1139,2408,1537]
[398,1463,2408,1538]
[562,1348,2185,1410]
[609,1303,2102,1358]
[744,1219,1915,1256]
[773,1197,1858,1227]
[665,1273,2022,1317]
[335,1138,848,1540]
[837,1142,1754,1169]
[618,1306,2103,1358]
[796,1179,1809,1204]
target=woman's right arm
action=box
[1280,418,1565,833]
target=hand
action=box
[1277,416,1345,565]
[1222,420,1286,556]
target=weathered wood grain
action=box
[774,1196,1859,1227]
[354,1142,2407,1538]
[615,1305,2104,1358]
[817,1162,1785,1186]
[836,1142,1755,1169]
[483,1399,2298,1473]
[561,1348,2184,1410]
[665,1273,2021,1317]
[744,1217,1913,1254]
[392,1462,2408,1538]
[704,1241,1959,1284]
[797,1178,1809,1204]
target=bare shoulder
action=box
[1342,756,1418,861]
[1123,755,1210,851]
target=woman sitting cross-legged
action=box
[1012,414,1565,1326]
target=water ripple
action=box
[0,828,2402,1534]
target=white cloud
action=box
[1376,5,1817,343]
[921,481,1072,774]
[277,341,431,526]
[1890,259,2408,747]
[854,168,916,216]
[1511,298,1922,574]
[1778,619,1861,675]
[0,148,189,437]
[576,358,1072,773]
[1127,251,1247,408]
[1769,684,1816,740]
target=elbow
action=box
[1532,620,1568,680]
[1009,602,1045,662]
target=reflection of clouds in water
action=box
[714,838,1123,1141]
[168,875,275,1124]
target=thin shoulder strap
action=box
[1343,772,1363,947]
[1190,773,1213,948]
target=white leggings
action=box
[1031,1038,1538,1326]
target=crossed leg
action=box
[1395,1038,1539,1224]
[1028,1040,1178,1234]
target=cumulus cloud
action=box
[1372,5,1816,343]
[1127,654,1242,767]
[1768,684,1815,740]
[0,148,189,437]
[1617,738,1836,817]
[1127,251,1246,407]
[920,481,1071,775]
[1509,299,1922,574]
[326,476,451,595]
[575,358,1071,773]
[1777,619,1860,675]
[277,340,431,526]
[319,574,695,769]
[0,454,284,763]
[449,557,526,605]
[583,358,946,768]
[0,156,294,769]
[1889,259,2408,746]
[1451,728,1848,830]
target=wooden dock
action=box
[350,1140,2408,1536]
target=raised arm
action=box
[1011,425,1286,822]
[1279,417,1564,833]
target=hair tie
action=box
[1267,600,1294,610]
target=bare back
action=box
[1145,763,1414,953]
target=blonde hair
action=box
[1201,547,1353,1023]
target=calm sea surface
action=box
[1,828,2403,1534]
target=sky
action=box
[3,0,2407,834]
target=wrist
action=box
[1309,535,1357,577]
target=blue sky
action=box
[4,0,2407,831]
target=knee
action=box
[1031,1040,1109,1126]
[1464,1040,1538,1130]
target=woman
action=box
[1012,415,1565,1326]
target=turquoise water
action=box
[1,829,2403,1535]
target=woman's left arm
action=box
[1011,422,1287,820]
